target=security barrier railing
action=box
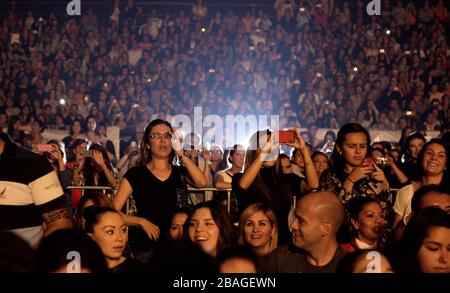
[66,186,233,213]
[67,186,400,215]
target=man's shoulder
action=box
[261,245,307,273]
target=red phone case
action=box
[277,130,295,144]
[362,157,374,167]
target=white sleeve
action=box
[393,185,408,217]
[29,171,64,206]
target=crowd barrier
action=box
[66,186,233,213]
[66,185,399,215]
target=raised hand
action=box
[171,128,184,156]
[371,164,389,188]
[258,131,278,161]
[92,150,106,169]
[286,128,306,151]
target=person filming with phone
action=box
[233,128,319,245]
[319,123,392,242]
[72,143,118,191]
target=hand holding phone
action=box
[81,150,94,158]
[362,157,374,168]
[34,144,54,154]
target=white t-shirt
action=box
[393,183,414,222]
[215,169,233,184]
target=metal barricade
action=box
[188,188,233,213]
[66,186,234,213]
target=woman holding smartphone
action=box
[320,123,391,202]
[232,128,318,244]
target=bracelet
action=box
[206,161,212,165]
[347,177,355,184]
[178,153,184,159]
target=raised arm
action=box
[287,128,319,192]
[215,173,232,189]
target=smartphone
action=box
[362,157,374,167]
[81,150,94,158]
[35,144,54,153]
[375,156,387,167]
[276,130,295,144]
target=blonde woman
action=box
[238,204,278,258]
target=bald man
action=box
[261,191,347,273]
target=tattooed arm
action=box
[39,196,74,236]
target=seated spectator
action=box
[7,115,26,146]
[411,185,450,215]
[216,246,259,273]
[62,119,86,152]
[84,207,146,272]
[184,201,235,258]
[215,145,245,191]
[85,115,98,144]
[341,197,387,252]
[392,207,450,273]
[393,184,450,242]
[73,192,114,229]
[261,191,346,273]
[311,151,329,181]
[398,132,426,182]
[167,207,191,241]
[35,229,108,273]
[0,231,39,273]
[393,139,449,234]
[25,120,47,149]
[237,203,278,258]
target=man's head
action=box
[411,184,450,214]
[290,191,344,252]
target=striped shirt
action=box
[0,132,65,246]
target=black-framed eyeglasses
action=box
[149,132,172,140]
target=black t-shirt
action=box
[232,169,303,245]
[110,258,148,273]
[124,165,187,250]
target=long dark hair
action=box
[331,123,371,180]
[395,207,450,273]
[244,130,293,209]
[136,119,175,166]
[417,138,449,184]
[401,132,426,162]
[183,201,235,254]
[83,143,114,187]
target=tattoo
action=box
[42,208,73,224]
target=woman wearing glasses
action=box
[113,119,207,264]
